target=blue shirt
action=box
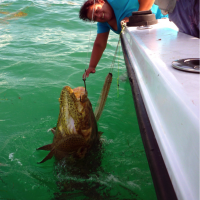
[97,0,168,34]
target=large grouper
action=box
[37,73,112,163]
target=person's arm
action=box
[138,0,154,11]
[83,31,109,78]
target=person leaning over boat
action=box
[79,0,167,78]
[154,0,199,38]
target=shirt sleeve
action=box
[151,4,168,19]
[97,22,110,34]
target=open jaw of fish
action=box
[37,73,112,163]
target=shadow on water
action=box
[51,138,140,200]
[52,139,108,200]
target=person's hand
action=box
[83,67,96,79]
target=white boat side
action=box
[121,19,199,200]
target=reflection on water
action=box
[0,2,28,24]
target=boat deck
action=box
[121,19,199,200]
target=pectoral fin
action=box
[51,127,56,134]
[37,144,53,151]
[37,149,55,164]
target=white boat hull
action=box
[121,19,199,200]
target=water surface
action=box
[0,1,157,199]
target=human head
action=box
[79,0,109,22]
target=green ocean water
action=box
[0,1,157,199]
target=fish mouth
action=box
[58,86,91,137]
[73,87,87,102]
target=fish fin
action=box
[51,127,56,134]
[76,146,87,159]
[98,131,103,137]
[37,144,52,151]
[37,149,55,164]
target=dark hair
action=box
[79,0,106,22]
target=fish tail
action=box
[37,149,55,164]
[37,144,53,151]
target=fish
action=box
[37,73,112,163]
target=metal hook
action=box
[83,69,87,92]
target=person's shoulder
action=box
[108,0,129,4]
